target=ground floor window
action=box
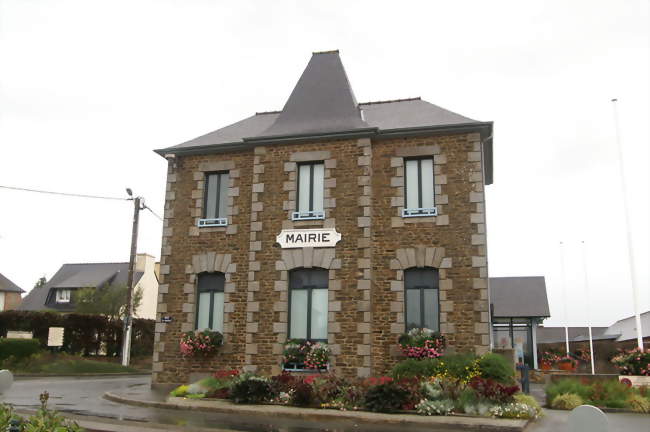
[289,268,328,341]
[492,318,534,367]
[196,272,225,333]
[405,267,439,331]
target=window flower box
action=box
[398,328,445,359]
[282,340,330,371]
[179,330,223,358]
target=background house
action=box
[0,272,25,311]
[18,253,159,319]
[490,276,550,369]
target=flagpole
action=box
[581,241,595,374]
[560,241,570,355]
[611,99,644,350]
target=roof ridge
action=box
[312,49,339,55]
[255,110,282,115]
[359,97,421,106]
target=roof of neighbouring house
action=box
[155,51,493,184]
[489,276,550,318]
[536,326,616,344]
[18,263,144,312]
[0,272,25,293]
[603,310,650,342]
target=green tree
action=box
[73,284,143,321]
[33,276,47,289]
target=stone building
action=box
[152,50,494,385]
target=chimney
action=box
[135,253,154,272]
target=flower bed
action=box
[546,378,650,413]
[167,351,540,420]
[611,347,650,376]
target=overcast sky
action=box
[1,0,648,328]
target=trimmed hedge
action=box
[0,310,153,357]
[0,338,41,362]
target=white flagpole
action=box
[581,241,595,374]
[560,242,570,355]
[611,99,644,350]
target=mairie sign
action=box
[276,228,341,249]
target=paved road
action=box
[1,376,648,431]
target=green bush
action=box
[627,394,650,413]
[1,398,84,431]
[551,393,584,410]
[0,338,41,362]
[442,353,479,381]
[588,380,632,409]
[170,385,189,397]
[390,353,478,381]
[514,393,543,418]
[363,382,410,413]
[546,379,591,404]
[229,375,272,404]
[477,353,514,384]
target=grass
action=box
[1,352,141,375]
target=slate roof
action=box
[536,326,616,344]
[18,263,144,312]
[490,276,550,318]
[155,51,493,184]
[0,272,24,293]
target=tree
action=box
[73,284,143,321]
[33,276,47,289]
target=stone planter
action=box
[619,375,650,387]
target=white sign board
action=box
[6,331,32,339]
[47,327,65,347]
[276,229,341,249]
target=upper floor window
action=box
[196,272,225,333]
[289,268,328,340]
[199,172,229,227]
[403,157,437,217]
[56,289,71,303]
[405,267,439,331]
[293,162,325,220]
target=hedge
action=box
[0,310,154,357]
[0,338,42,362]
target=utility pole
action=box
[611,99,644,350]
[122,189,142,366]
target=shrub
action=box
[391,358,443,379]
[551,393,584,410]
[490,402,538,419]
[364,381,410,413]
[0,338,41,362]
[514,393,543,418]
[546,379,591,404]
[415,399,455,415]
[322,384,365,411]
[229,375,271,404]
[588,380,632,409]
[442,353,480,382]
[477,353,514,384]
[170,385,189,397]
[398,328,445,359]
[469,377,519,403]
[0,392,84,432]
[179,330,223,357]
[311,374,345,405]
[627,394,650,413]
[611,347,650,376]
[463,401,494,417]
[390,353,478,381]
[290,381,315,406]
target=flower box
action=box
[282,362,329,372]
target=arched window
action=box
[405,267,439,331]
[196,272,225,332]
[289,268,328,341]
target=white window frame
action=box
[293,161,325,221]
[56,289,71,303]
[198,171,229,227]
[403,157,437,217]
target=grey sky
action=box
[1,0,648,327]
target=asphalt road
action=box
[1,375,648,431]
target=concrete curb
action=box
[14,372,151,378]
[104,391,530,431]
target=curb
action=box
[104,391,530,431]
[14,372,151,378]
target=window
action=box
[199,172,229,227]
[293,162,325,220]
[289,268,328,340]
[196,272,225,332]
[403,157,437,217]
[55,289,71,303]
[405,268,439,331]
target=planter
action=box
[540,361,552,371]
[558,362,576,372]
[619,375,650,387]
[282,362,328,372]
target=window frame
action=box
[404,267,440,332]
[194,272,225,332]
[287,268,328,342]
[293,161,325,221]
[403,156,437,217]
[55,289,71,303]
[199,171,229,227]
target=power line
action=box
[143,205,163,221]
[0,185,128,201]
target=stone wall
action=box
[152,132,490,384]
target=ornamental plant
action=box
[398,328,446,359]
[468,377,519,404]
[305,342,330,369]
[282,340,330,369]
[540,350,562,363]
[179,330,223,357]
[611,347,650,376]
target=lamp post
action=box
[581,241,595,375]
[121,188,142,366]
